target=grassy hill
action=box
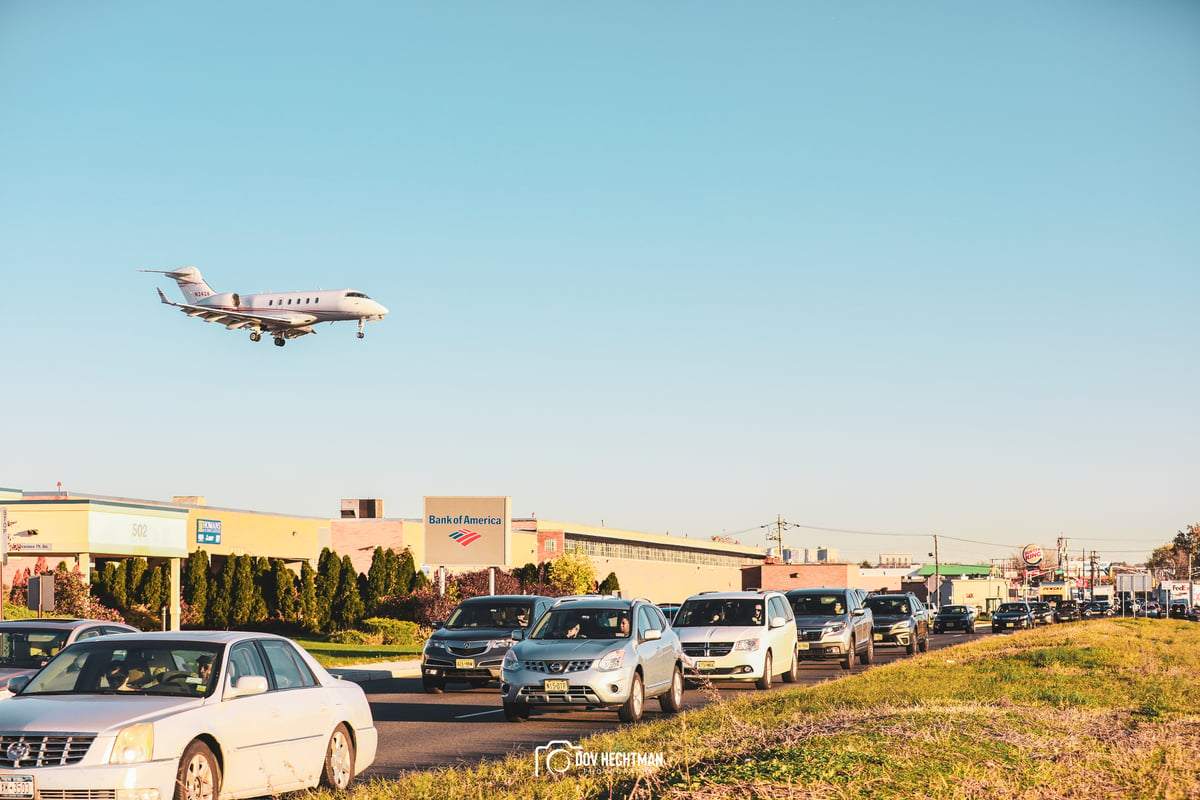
[310,619,1200,800]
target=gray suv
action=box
[500,596,684,723]
[785,588,874,670]
[421,594,553,692]
[864,592,929,655]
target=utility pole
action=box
[1089,551,1098,602]
[933,534,940,609]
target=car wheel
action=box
[905,637,916,656]
[659,666,684,713]
[319,723,356,790]
[918,632,929,653]
[755,652,773,689]
[861,634,874,666]
[618,672,645,722]
[174,740,221,800]
[422,675,445,694]
[968,622,975,633]
[840,639,855,671]
[781,648,799,683]
[503,701,531,722]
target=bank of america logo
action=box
[450,528,482,546]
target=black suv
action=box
[991,601,1035,632]
[421,594,553,692]
[1052,600,1081,623]
[932,604,976,634]
[864,592,929,655]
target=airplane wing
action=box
[156,289,318,338]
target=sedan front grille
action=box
[0,733,96,767]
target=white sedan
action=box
[0,630,377,800]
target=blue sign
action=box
[197,519,222,545]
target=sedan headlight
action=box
[595,649,625,671]
[110,723,153,764]
[502,649,519,671]
[733,637,760,652]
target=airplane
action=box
[142,266,388,346]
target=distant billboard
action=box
[423,496,511,567]
[1021,544,1044,567]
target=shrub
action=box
[361,617,420,645]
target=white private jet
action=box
[143,266,388,346]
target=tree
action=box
[1171,524,1200,577]
[142,565,165,614]
[396,548,416,595]
[230,554,265,627]
[182,550,210,624]
[208,558,235,629]
[126,558,148,605]
[297,561,318,631]
[52,562,124,622]
[548,550,596,596]
[314,548,342,632]
[597,571,620,595]
[331,555,365,630]
[365,547,392,614]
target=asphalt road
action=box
[360,629,992,778]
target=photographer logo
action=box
[534,740,664,777]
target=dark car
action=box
[421,594,553,692]
[991,601,1035,632]
[1169,602,1190,620]
[864,592,929,655]
[1081,601,1114,620]
[1052,601,1081,623]
[785,587,875,671]
[933,604,976,634]
[1031,602,1054,625]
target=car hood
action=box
[516,639,624,659]
[0,694,204,734]
[870,613,910,624]
[430,629,516,644]
[793,615,845,628]
[673,625,758,642]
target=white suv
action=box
[672,591,798,689]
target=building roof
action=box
[914,564,994,578]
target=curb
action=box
[329,660,422,683]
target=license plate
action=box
[796,642,810,651]
[0,776,33,800]
[455,658,475,669]
[696,660,716,671]
[873,634,883,641]
[543,679,569,693]
[1005,623,1014,628]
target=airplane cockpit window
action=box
[345,292,368,299]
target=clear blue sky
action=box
[2,1,1196,567]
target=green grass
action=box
[298,619,1200,800]
[291,636,421,667]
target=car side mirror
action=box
[851,608,865,617]
[431,621,444,630]
[643,628,662,641]
[510,630,524,641]
[225,675,268,699]
[769,616,786,628]
[6,676,29,695]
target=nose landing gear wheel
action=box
[249,332,261,342]
[274,336,285,347]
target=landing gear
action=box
[249,332,261,342]
[274,336,286,347]
[356,318,365,339]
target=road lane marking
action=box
[456,708,505,719]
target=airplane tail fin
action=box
[140,267,215,304]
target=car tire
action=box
[840,639,855,671]
[174,740,221,800]
[860,634,874,666]
[905,638,916,656]
[755,652,773,689]
[781,649,799,683]
[319,723,356,790]
[918,632,929,653]
[618,672,645,723]
[503,701,531,722]
[968,622,975,633]
[422,675,445,694]
[659,666,684,713]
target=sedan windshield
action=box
[674,599,765,627]
[997,604,1028,613]
[0,629,71,669]
[22,642,221,697]
[445,603,532,630]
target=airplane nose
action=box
[374,301,389,317]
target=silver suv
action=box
[499,596,684,723]
[785,587,874,671]
[673,591,799,689]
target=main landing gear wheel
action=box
[249,332,261,342]
[274,336,286,347]
[356,331,365,339]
